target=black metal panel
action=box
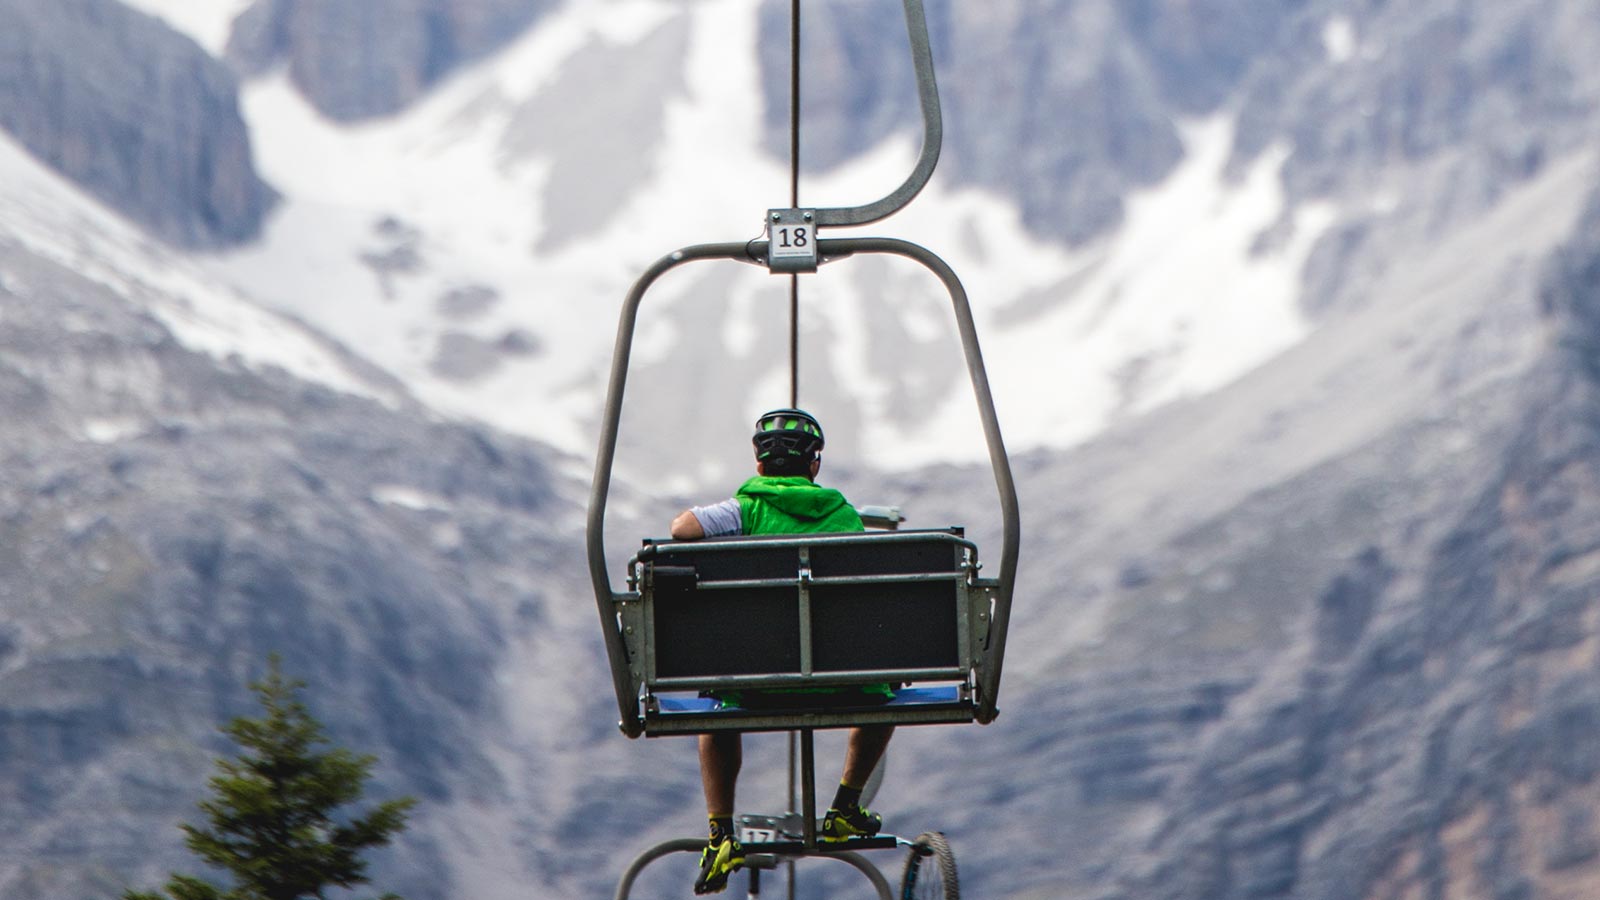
[653,586,800,677]
[810,581,959,671]
[808,535,961,578]
[650,541,799,583]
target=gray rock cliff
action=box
[0,0,274,248]
[0,237,640,897]
[760,0,1600,266]
[815,176,1600,900]
[227,0,559,122]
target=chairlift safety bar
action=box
[811,0,942,229]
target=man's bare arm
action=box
[670,510,705,540]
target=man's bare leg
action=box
[694,732,746,894]
[699,732,742,818]
[822,724,894,840]
[841,725,894,789]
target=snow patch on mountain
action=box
[787,117,1336,469]
[955,117,1337,460]
[1323,17,1358,64]
[205,0,797,457]
[81,416,145,444]
[371,484,454,513]
[116,0,252,56]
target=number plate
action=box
[769,226,812,258]
[766,208,818,272]
[739,826,778,844]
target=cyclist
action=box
[670,408,894,895]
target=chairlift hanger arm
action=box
[810,0,943,229]
[763,0,941,276]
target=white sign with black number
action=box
[738,825,778,844]
[766,208,819,272]
[769,223,812,260]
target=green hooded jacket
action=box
[735,475,864,535]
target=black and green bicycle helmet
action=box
[753,408,825,467]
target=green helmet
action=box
[753,408,824,465]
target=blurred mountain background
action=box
[4,0,1600,897]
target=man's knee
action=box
[700,732,742,768]
[852,724,894,744]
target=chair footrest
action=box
[744,836,901,854]
[644,686,972,735]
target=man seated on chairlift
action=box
[670,407,894,895]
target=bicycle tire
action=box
[899,831,958,900]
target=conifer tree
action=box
[125,656,416,900]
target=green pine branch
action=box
[123,655,417,900]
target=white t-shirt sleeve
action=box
[689,498,743,537]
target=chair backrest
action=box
[619,530,988,734]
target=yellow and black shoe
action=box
[693,832,745,894]
[819,804,882,843]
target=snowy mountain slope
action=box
[815,147,1600,900]
[93,0,1340,494]
[1012,147,1597,679]
[0,128,403,412]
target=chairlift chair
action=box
[586,0,1018,895]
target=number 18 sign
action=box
[766,208,818,272]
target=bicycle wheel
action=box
[900,831,958,900]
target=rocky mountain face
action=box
[1112,194,1600,900]
[0,0,273,248]
[0,237,652,898]
[760,0,1294,243]
[819,169,1600,900]
[226,0,560,121]
[763,0,1600,274]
